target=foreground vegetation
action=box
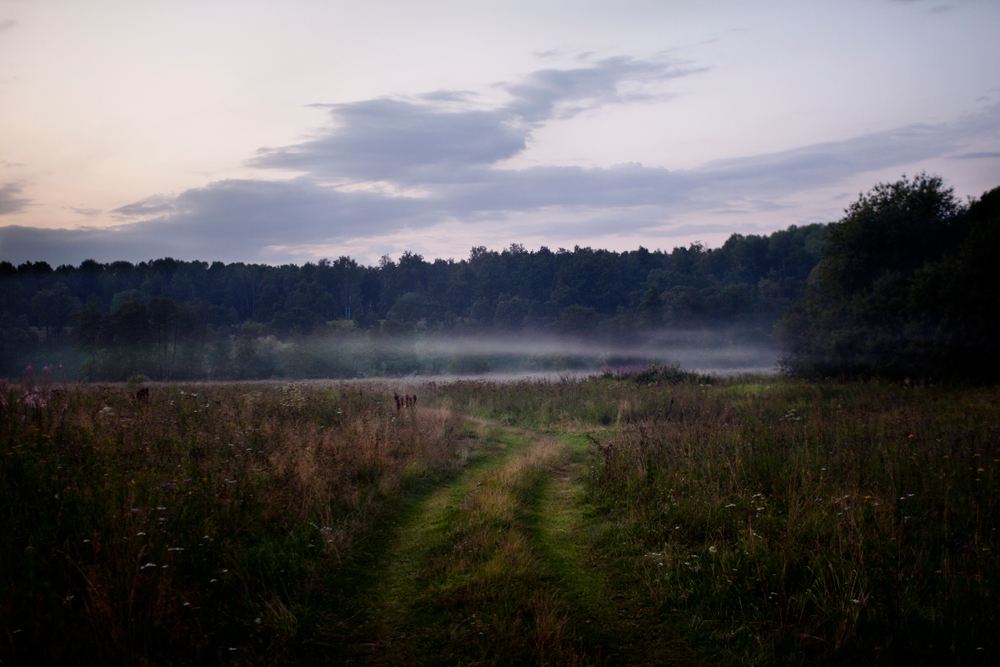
[437,375,1000,664]
[2,374,998,665]
[1,378,470,664]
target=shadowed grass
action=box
[433,376,1000,665]
[1,381,470,665]
[375,429,592,666]
[4,375,998,665]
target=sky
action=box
[0,0,998,267]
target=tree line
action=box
[778,174,1000,381]
[3,172,996,381]
[0,224,824,379]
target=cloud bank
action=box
[2,55,998,266]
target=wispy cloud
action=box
[111,195,178,219]
[67,206,103,217]
[0,183,29,216]
[251,56,700,183]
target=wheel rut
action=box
[339,421,700,667]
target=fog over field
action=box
[277,327,782,380]
[409,330,779,376]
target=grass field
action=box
[2,373,998,665]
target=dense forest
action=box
[2,173,997,382]
[0,223,824,380]
[778,174,1000,381]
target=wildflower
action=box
[709,546,718,554]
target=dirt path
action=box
[345,422,536,664]
[336,421,699,666]
[535,433,702,667]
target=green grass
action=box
[1,381,471,665]
[396,429,587,666]
[3,376,999,665]
[435,377,1000,665]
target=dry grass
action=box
[1,380,466,665]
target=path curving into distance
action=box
[338,416,701,666]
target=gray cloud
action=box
[4,60,998,266]
[112,195,181,219]
[252,56,702,184]
[0,225,113,266]
[0,19,16,33]
[2,179,428,265]
[252,100,526,182]
[949,151,1000,159]
[502,56,701,123]
[0,183,29,216]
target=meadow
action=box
[2,371,998,665]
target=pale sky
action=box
[1,0,998,266]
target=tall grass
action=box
[6,375,997,664]
[1,380,465,665]
[436,377,1000,664]
[430,368,704,428]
